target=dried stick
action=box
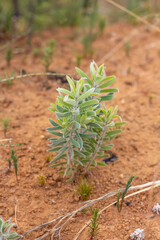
[105,0,160,33]
[0,138,12,142]
[0,72,76,83]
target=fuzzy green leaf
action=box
[71,138,80,148]
[75,67,93,86]
[78,88,95,101]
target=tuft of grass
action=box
[124,41,131,56]
[6,48,12,67]
[76,179,92,201]
[1,117,11,137]
[116,176,134,212]
[37,174,46,186]
[89,207,100,239]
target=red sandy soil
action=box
[0,23,160,240]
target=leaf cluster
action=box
[47,61,126,179]
[0,217,22,240]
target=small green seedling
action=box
[82,35,94,57]
[116,176,134,212]
[6,48,13,67]
[76,179,92,201]
[76,55,82,67]
[148,94,153,104]
[0,217,22,239]
[1,117,11,137]
[33,47,41,58]
[37,174,46,186]
[45,155,51,163]
[11,149,18,180]
[98,17,106,35]
[6,157,11,170]
[124,41,131,56]
[89,207,100,239]
[43,40,55,72]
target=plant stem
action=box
[86,121,108,171]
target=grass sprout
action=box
[76,179,92,201]
[117,176,134,212]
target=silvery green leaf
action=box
[100,88,119,93]
[74,121,80,129]
[97,162,106,166]
[100,93,114,102]
[75,132,83,150]
[90,61,96,78]
[57,88,74,98]
[48,131,63,137]
[75,67,93,86]
[107,129,122,135]
[56,112,72,119]
[87,111,96,117]
[115,121,126,126]
[79,99,99,108]
[98,77,115,89]
[101,144,113,150]
[66,76,76,93]
[50,161,67,167]
[56,104,68,113]
[49,119,59,127]
[78,88,95,101]
[71,138,80,148]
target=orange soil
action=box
[0,23,159,240]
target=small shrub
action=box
[76,179,92,201]
[0,217,22,239]
[43,40,55,72]
[116,176,134,212]
[1,117,11,137]
[47,61,125,180]
[89,207,100,239]
[37,174,46,186]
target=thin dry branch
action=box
[105,0,160,33]
[0,138,12,142]
[0,72,76,83]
